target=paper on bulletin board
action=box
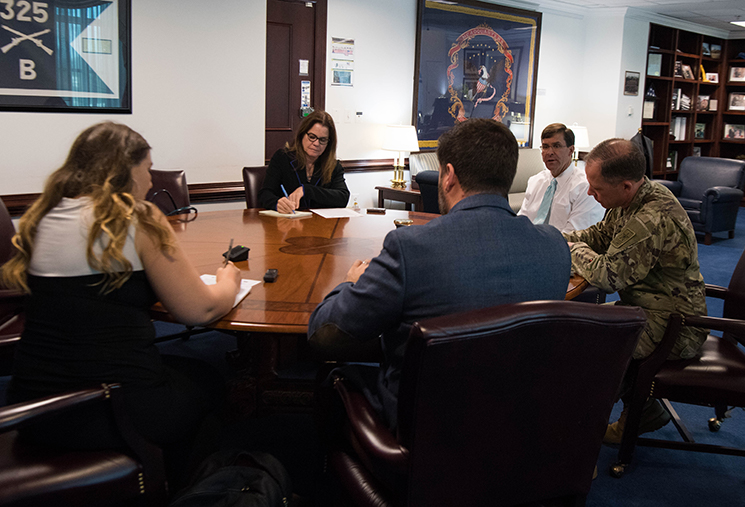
[331,37,354,87]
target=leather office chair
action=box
[413,170,439,214]
[326,300,646,506]
[0,198,22,376]
[655,156,745,245]
[0,383,168,507]
[146,169,196,216]
[611,248,745,477]
[242,166,268,208]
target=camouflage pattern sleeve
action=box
[562,216,614,255]
[567,210,664,294]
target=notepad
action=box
[200,274,261,308]
[259,210,312,218]
[310,208,363,219]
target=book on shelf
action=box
[697,95,710,111]
[647,53,662,76]
[694,123,706,139]
[680,93,691,111]
[674,61,684,77]
[710,44,722,59]
[671,116,687,141]
[672,88,680,110]
[672,88,690,111]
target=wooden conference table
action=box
[152,208,586,414]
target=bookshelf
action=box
[642,24,725,178]
[720,39,745,161]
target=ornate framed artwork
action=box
[0,0,131,113]
[413,0,542,149]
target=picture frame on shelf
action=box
[709,98,718,112]
[723,124,745,140]
[702,42,710,57]
[624,71,640,96]
[681,64,694,80]
[710,44,722,59]
[697,95,710,111]
[729,67,745,83]
[729,92,745,111]
[705,73,719,83]
[692,146,702,157]
[647,54,662,76]
[694,123,706,139]
[674,61,684,77]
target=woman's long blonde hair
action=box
[2,122,174,293]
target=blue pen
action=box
[280,184,296,214]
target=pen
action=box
[280,184,296,214]
[223,238,233,266]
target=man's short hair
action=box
[585,138,646,184]
[436,118,518,196]
[541,123,575,147]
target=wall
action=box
[0,0,729,208]
[0,0,266,194]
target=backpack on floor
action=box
[169,449,292,507]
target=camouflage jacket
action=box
[563,178,707,359]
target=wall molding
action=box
[1,158,398,216]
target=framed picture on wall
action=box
[0,0,132,113]
[624,71,640,96]
[723,124,745,139]
[413,0,542,149]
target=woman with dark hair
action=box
[2,121,241,489]
[259,110,350,213]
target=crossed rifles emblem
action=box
[1,25,53,55]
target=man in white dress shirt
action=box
[518,123,605,232]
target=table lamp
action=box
[571,124,590,166]
[382,125,419,188]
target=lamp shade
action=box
[571,125,590,150]
[382,125,419,152]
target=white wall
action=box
[0,0,266,194]
[0,0,730,206]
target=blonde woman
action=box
[2,122,240,488]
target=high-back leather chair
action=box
[0,383,168,506]
[0,198,22,376]
[655,156,745,244]
[414,170,439,214]
[242,166,268,208]
[146,169,194,216]
[327,300,646,506]
[611,247,745,478]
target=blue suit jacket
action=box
[308,193,571,428]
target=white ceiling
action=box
[532,0,745,37]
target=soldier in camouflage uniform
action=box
[563,138,707,443]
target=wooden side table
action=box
[376,184,423,211]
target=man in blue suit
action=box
[308,118,571,429]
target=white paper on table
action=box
[310,208,363,219]
[200,275,262,307]
[259,210,312,218]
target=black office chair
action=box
[414,170,439,214]
[325,301,646,506]
[0,198,22,376]
[0,383,168,506]
[146,169,197,216]
[610,247,745,477]
[243,166,268,208]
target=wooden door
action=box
[265,0,327,162]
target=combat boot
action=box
[603,398,671,444]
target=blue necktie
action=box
[533,179,557,225]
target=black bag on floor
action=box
[169,449,292,507]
